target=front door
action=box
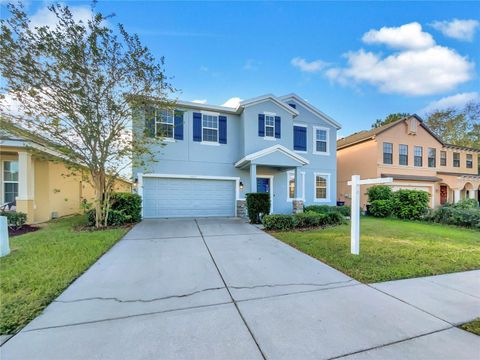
[256,177,272,213]
[440,185,448,205]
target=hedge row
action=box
[304,205,351,217]
[262,211,345,231]
[424,199,480,229]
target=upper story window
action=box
[399,144,408,166]
[440,151,447,166]
[414,146,423,167]
[466,154,473,169]
[202,114,218,142]
[265,115,275,138]
[155,109,174,139]
[3,161,19,204]
[428,148,436,168]
[314,127,329,154]
[383,142,393,164]
[314,173,330,202]
[453,152,460,167]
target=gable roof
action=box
[336,114,444,150]
[235,144,309,168]
[239,94,299,116]
[279,93,342,129]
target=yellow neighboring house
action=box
[337,115,480,209]
[0,123,132,224]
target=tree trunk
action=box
[92,171,108,228]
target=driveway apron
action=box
[2,218,479,360]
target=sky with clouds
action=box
[1,1,479,138]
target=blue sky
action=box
[2,1,479,137]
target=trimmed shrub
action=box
[367,185,393,201]
[86,192,142,226]
[391,189,430,220]
[294,211,323,228]
[246,193,270,224]
[1,211,27,230]
[304,205,351,217]
[262,214,295,231]
[323,211,346,225]
[453,198,479,209]
[369,199,393,218]
[425,206,480,229]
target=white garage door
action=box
[142,177,236,218]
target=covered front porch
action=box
[235,145,309,214]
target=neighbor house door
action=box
[440,185,448,205]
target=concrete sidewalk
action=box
[1,218,479,359]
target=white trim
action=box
[2,160,19,204]
[264,111,276,116]
[176,100,239,114]
[279,93,342,129]
[256,175,274,214]
[286,170,305,202]
[313,172,331,202]
[235,144,309,168]
[313,126,330,156]
[293,122,307,128]
[240,94,299,116]
[200,142,221,146]
[264,113,276,139]
[154,108,175,140]
[201,113,219,144]
[140,173,240,217]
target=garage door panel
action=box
[143,177,236,218]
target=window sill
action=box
[294,150,307,154]
[313,198,330,203]
[200,141,221,146]
[162,138,176,143]
[263,137,277,141]
[313,151,330,156]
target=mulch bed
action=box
[8,225,40,237]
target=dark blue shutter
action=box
[193,112,202,142]
[258,114,265,137]
[144,107,155,137]
[294,126,307,151]
[219,115,227,144]
[174,111,184,140]
[274,116,281,139]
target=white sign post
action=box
[0,216,10,257]
[347,175,393,255]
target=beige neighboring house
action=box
[0,122,132,224]
[337,115,480,209]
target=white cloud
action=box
[192,99,207,104]
[430,19,479,42]
[291,57,328,73]
[29,4,94,29]
[222,97,242,108]
[421,92,480,114]
[362,22,435,50]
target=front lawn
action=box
[273,217,480,283]
[0,216,129,335]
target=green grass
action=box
[0,216,129,335]
[460,318,480,336]
[273,217,480,283]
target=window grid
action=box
[383,142,393,164]
[202,114,219,142]
[155,109,174,139]
[428,148,436,168]
[315,175,327,200]
[265,115,275,138]
[399,144,408,166]
[466,154,473,169]
[414,146,423,167]
[453,152,460,167]
[3,161,19,203]
[440,151,447,166]
[316,129,327,153]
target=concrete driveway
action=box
[2,218,479,359]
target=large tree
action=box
[371,113,410,129]
[0,2,173,227]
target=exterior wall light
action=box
[239,181,244,190]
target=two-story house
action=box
[132,94,341,218]
[337,115,480,209]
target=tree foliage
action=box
[372,113,410,129]
[0,2,174,227]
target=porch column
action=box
[454,189,461,204]
[292,167,304,214]
[250,163,257,193]
[16,152,35,223]
[469,190,476,199]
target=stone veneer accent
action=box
[292,199,304,214]
[236,199,247,219]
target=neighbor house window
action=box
[453,152,460,167]
[414,146,423,167]
[399,144,408,165]
[466,154,473,168]
[155,109,174,139]
[314,173,329,201]
[3,161,18,203]
[202,114,218,142]
[383,142,393,164]
[440,151,447,166]
[313,127,329,154]
[428,148,436,168]
[265,115,275,137]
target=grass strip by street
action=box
[460,318,480,336]
[273,217,480,283]
[0,215,129,335]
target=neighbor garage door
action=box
[142,177,236,218]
